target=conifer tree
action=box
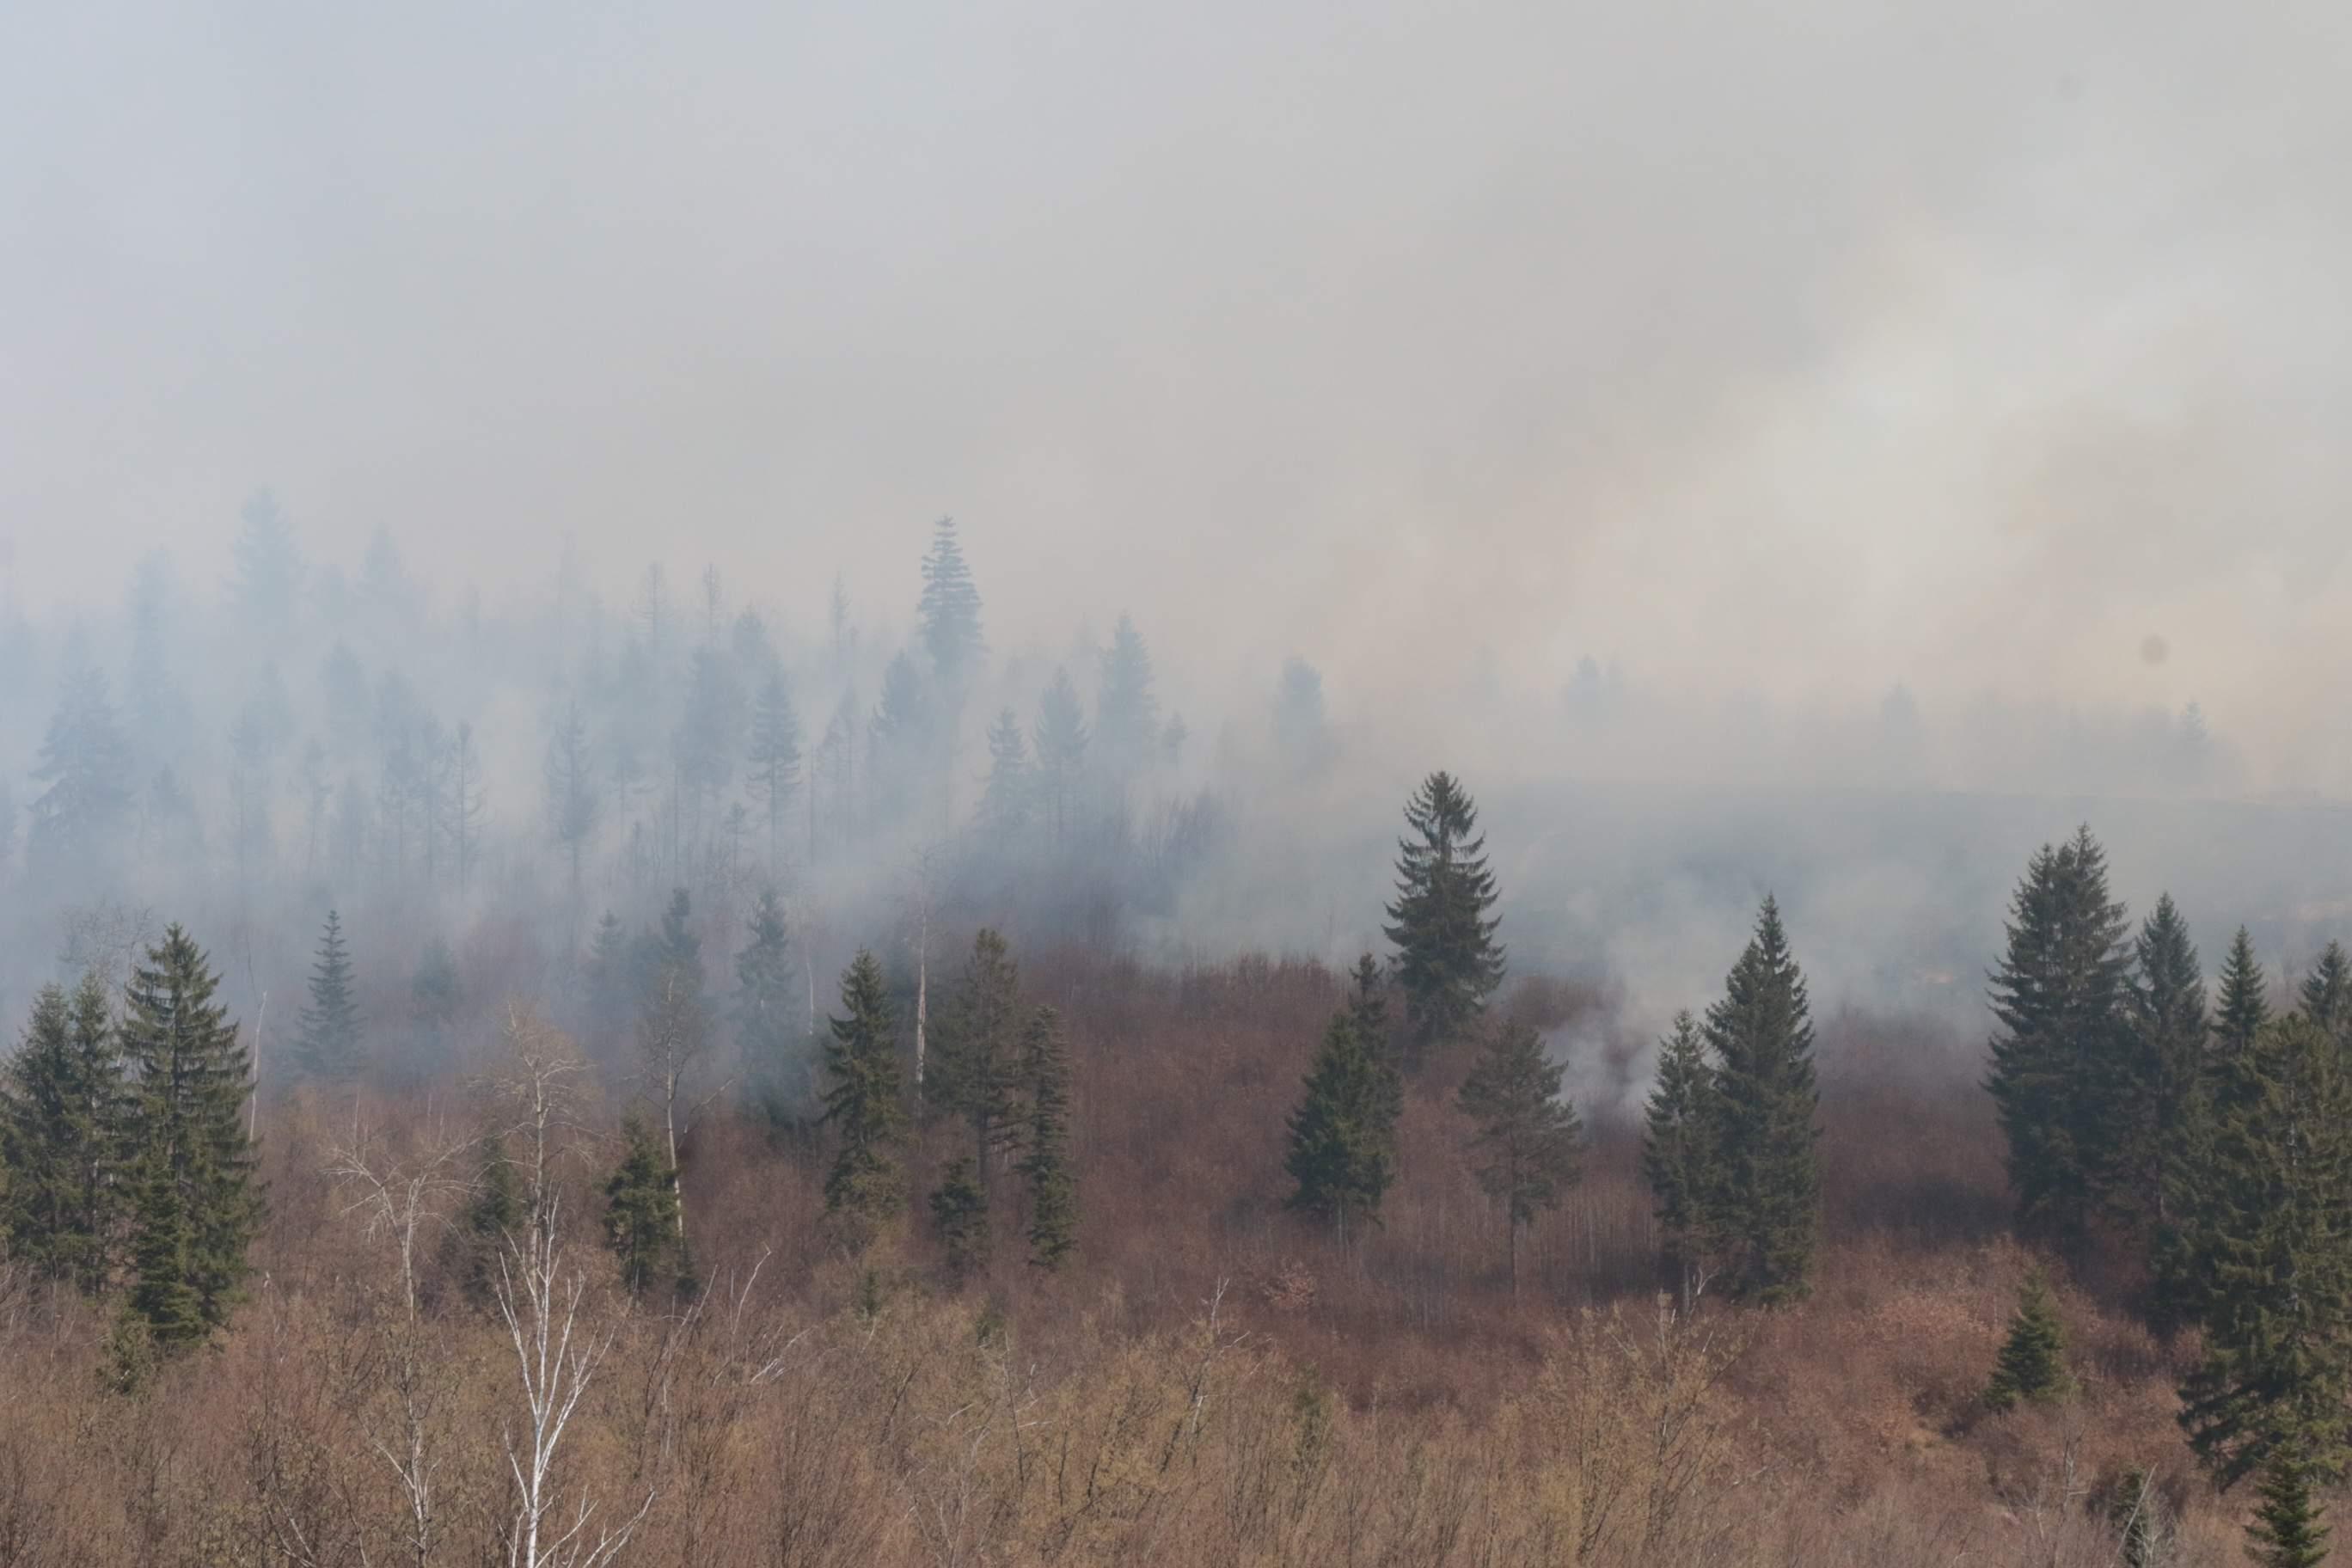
[542,700,599,903]
[1456,1020,1583,1291]
[1094,613,1160,785]
[603,1115,690,1296]
[867,653,933,827]
[1383,771,1506,1063]
[734,890,799,1114]
[1283,961,1404,1245]
[26,658,135,881]
[1033,669,1089,843]
[119,926,262,1343]
[1,972,130,1293]
[979,708,1034,836]
[1014,1005,1077,1270]
[917,518,985,694]
[2215,927,2271,1066]
[291,910,363,1084]
[1985,827,2134,1246]
[2301,940,2352,1044]
[2109,894,2207,1239]
[583,912,633,1053]
[744,670,803,873]
[2251,1441,2331,1568]
[930,930,1023,1188]
[821,952,906,1239]
[1984,1266,2074,1409]
[445,1134,518,1308]
[2175,1015,2352,1491]
[928,1156,988,1280]
[1642,1009,1717,1306]
[1703,896,1821,1305]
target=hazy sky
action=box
[7,1,2351,778]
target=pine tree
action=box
[1094,614,1160,785]
[1033,669,1089,843]
[1383,771,1506,1063]
[2251,1441,2332,1568]
[917,518,985,694]
[1,972,130,1293]
[2176,1015,2352,1490]
[2302,940,2352,1044]
[1703,896,1821,1305]
[734,890,799,1116]
[821,952,906,1239]
[1014,1005,1077,1270]
[291,910,363,1084]
[2108,894,2207,1240]
[1456,1021,1583,1291]
[1985,827,2134,1246]
[928,1156,988,1280]
[119,927,262,1343]
[2215,927,2271,1066]
[930,930,1024,1194]
[744,670,803,873]
[1283,960,1404,1245]
[978,707,1034,836]
[1984,1266,2074,1409]
[603,1115,690,1296]
[1642,1009,1717,1306]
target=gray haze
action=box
[4,0,2352,1077]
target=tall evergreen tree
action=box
[444,1133,518,1308]
[2175,1015,2352,1491]
[1984,1266,2075,1409]
[1283,959,1404,1245]
[916,518,985,693]
[2214,927,2272,1066]
[119,927,263,1342]
[2108,894,2207,1239]
[2251,1441,2332,1568]
[1985,827,2134,1246]
[1641,1009,1717,1306]
[2301,940,2352,1044]
[603,1115,690,1296]
[1703,896,1821,1305]
[978,708,1034,836]
[291,910,363,1084]
[0,972,130,1293]
[26,658,135,881]
[867,653,933,827]
[1383,771,1506,1063]
[744,670,803,873]
[1014,1005,1077,1270]
[930,931,1023,1195]
[1456,1021,1583,1292]
[734,890,799,1115]
[820,952,906,1238]
[1094,614,1160,785]
[928,1157,988,1281]
[1033,669,1089,843]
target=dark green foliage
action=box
[2215,927,2271,1065]
[821,952,907,1238]
[929,930,1023,1184]
[1456,1021,1582,1290]
[1283,957,1403,1243]
[1985,827,2134,1246]
[2251,1442,2332,1568]
[2104,1468,2165,1568]
[744,671,802,871]
[603,1116,689,1296]
[2108,895,2206,1240]
[446,1134,518,1308]
[1641,1009,1715,1304]
[734,890,799,1114]
[928,1156,988,1280]
[979,707,1033,835]
[1703,897,1821,1305]
[1383,771,1506,1063]
[1,973,130,1293]
[291,910,363,1083]
[917,518,985,692]
[1984,1266,2074,1409]
[1015,1006,1077,1270]
[1033,669,1088,842]
[2175,1015,2352,1491]
[119,926,262,1344]
[2301,940,2352,1044]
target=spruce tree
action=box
[2302,940,2352,1044]
[1984,1266,2074,1409]
[979,707,1034,836]
[2251,1442,2332,1568]
[930,930,1023,1187]
[1014,1005,1077,1270]
[2215,927,2272,1066]
[820,952,906,1240]
[1641,1009,1717,1307]
[1283,965,1403,1245]
[445,1134,518,1308]
[2176,1015,2352,1490]
[733,890,799,1116]
[1383,771,1506,1063]
[1094,613,1160,784]
[1,972,130,1293]
[917,518,985,693]
[2109,895,2206,1240]
[1700,897,1821,1304]
[1033,669,1089,843]
[1985,827,2134,1246]
[603,1115,689,1296]
[291,910,363,1084]
[744,671,803,873]
[928,1156,988,1280]
[1456,1020,1583,1292]
[120,926,262,1342]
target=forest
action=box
[0,509,2347,1568]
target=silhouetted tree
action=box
[821,952,905,1241]
[1033,669,1088,843]
[1283,958,1402,1246]
[1015,1005,1076,1270]
[744,670,803,874]
[930,930,1023,1196]
[1703,896,1820,1305]
[2301,940,2352,1044]
[2108,894,2207,1240]
[979,707,1033,836]
[1642,1008,1717,1307]
[1384,771,1505,1063]
[733,890,798,1115]
[1094,614,1160,787]
[291,909,363,1083]
[917,517,984,695]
